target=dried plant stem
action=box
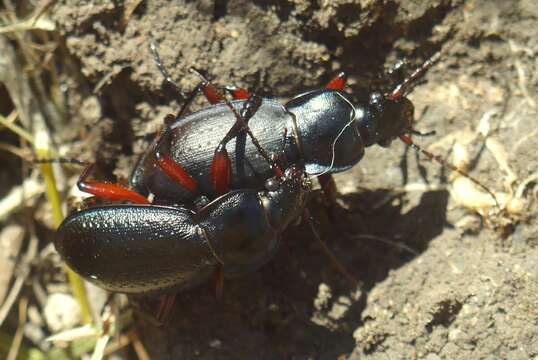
[0,34,92,324]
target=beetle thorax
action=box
[285,89,366,175]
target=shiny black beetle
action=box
[55,46,442,295]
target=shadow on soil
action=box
[134,188,449,358]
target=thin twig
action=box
[0,178,44,222]
[0,112,34,144]
[0,225,25,305]
[6,296,28,360]
[129,330,150,360]
[0,233,37,328]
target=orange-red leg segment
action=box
[211,144,232,196]
[325,71,347,90]
[77,164,150,205]
[156,153,199,195]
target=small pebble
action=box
[44,293,81,332]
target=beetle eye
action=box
[265,178,280,191]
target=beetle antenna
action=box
[399,134,500,208]
[389,53,440,101]
[149,41,187,98]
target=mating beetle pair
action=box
[54,44,443,297]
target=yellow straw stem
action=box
[35,132,93,325]
[0,112,34,145]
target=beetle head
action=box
[358,92,414,147]
[357,54,439,148]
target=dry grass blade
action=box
[6,297,28,360]
[0,24,93,324]
[0,0,56,34]
[0,15,55,33]
[46,306,118,360]
[121,0,144,31]
[0,178,44,222]
[45,324,98,343]
[0,225,25,306]
[129,331,150,360]
[0,233,37,328]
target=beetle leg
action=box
[157,293,177,323]
[317,173,338,202]
[199,227,225,299]
[190,69,284,192]
[150,42,225,115]
[325,71,347,90]
[303,208,360,289]
[213,264,224,300]
[77,163,150,204]
[209,96,261,195]
[150,41,188,99]
[151,127,199,195]
[190,69,282,176]
[173,82,208,119]
[211,144,232,196]
[225,85,252,100]
[200,81,225,104]
[210,94,285,195]
[156,152,199,195]
[189,68,226,105]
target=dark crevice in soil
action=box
[213,0,228,20]
[100,69,143,156]
[405,2,453,42]
[251,0,295,22]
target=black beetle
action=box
[56,166,309,294]
[54,47,456,297]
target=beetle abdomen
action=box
[55,206,217,294]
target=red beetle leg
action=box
[213,264,224,300]
[190,68,225,105]
[226,86,251,100]
[318,173,338,202]
[325,71,347,90]
[155,152,199,195]
[157,293,177,323]
[201,82,225,104]
[211,144,232,196]
[77,164,150,205]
